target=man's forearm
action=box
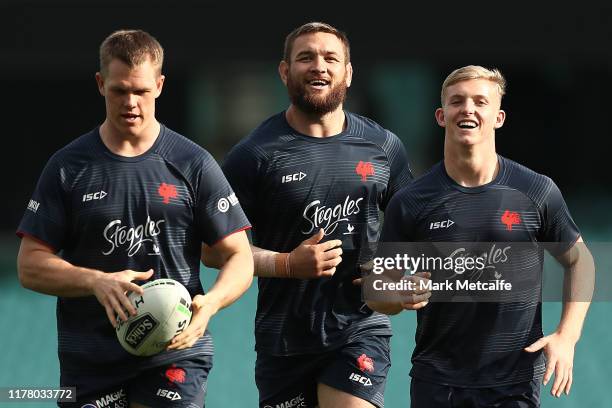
[198,248,254,314]
[18,241,101,297]
[203,243,288,278]
[555,239,594,341]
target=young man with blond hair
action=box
[373,65,593,407]
[17,29,253,407]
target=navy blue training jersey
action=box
[17,125,250,387]
[380,156,580,387]
[222,111,413,355]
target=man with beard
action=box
[206,22,414,407]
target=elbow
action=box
[17,259,34,290]
[242,256,255,289]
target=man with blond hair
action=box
[17,29,253,407]
[371,65,593,407]
[207,21,415,408]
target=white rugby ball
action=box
[116,278,192,356]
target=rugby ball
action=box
[116,278,192,356]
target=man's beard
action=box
[287,73,348,115]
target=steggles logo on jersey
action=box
[158,183,178,204]
[501,210,521,231]
[355,161,375,181]
[448,244,511,279]
[344,223,356,235]
[102,216,165,256]
[302,195,363,235]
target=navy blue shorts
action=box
[410,377,541,408]
[59,355,212,408]
[256,335,391,408]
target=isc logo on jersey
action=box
[83,190,107,202]
[157,389,181,401]
[429,219,454,230]
[349,372,373,386]
[281,172,307,184]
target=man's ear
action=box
[345,62,353,88]
[95,72,105,96]
[494,109,506,129]
[278,60,289,86]
[154,75,165,98]
[435,107,446,127]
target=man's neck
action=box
[444,141,499,187]
[285,105,346,137]
[99,120,160,157]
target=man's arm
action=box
[168,230,253,350]
[525,236,595,397]
[202,228,343,279]
[17,235,153,326]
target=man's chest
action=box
[68,162,195,253]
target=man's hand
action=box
[525,332,576,397]
[357,266,432,314]
[167,294,215,350]
[398,272,432,310]
[288,229,342,278]
[91,269,154,327]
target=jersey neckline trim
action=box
[94,124,165,162]
[441,154,506,194]
[281,110,353,143]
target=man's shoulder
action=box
[391,162,447,207]
[346,112,406,160]
[226,112,289,162]
[503,156,550,179]
[49,128,100,166]
[156,125,214,164]
[499,156,557,203]
[347,111,398,142]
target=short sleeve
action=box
[381,131,413,210]
[539,178,580,255]
[380,193,414,243]
[16,154,69,251]
[196,151,251,246]
[221,142,262,227]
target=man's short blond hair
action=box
[441,65,506,105]
[99,29,164,77]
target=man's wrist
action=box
[81,268,103,295]
[555,329,580,343]
[192,294,220,316]
[274,252,292,278]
